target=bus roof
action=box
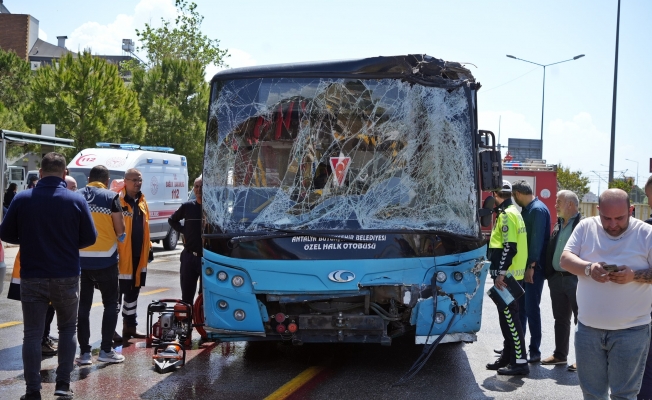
[210,54,476,88]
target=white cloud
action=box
[205,48,257,81]
[66,0,177,55]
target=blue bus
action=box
[200,54,501,345]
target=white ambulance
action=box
[67,143,188,250]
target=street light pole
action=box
[506,54,585,156]
[625,158,639,187]
[609,0,621,184]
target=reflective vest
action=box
[117,189,151,287]
[80,182,119,268]
[7,250,20,301]
[489,204,528,279]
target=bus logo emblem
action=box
[328,270,355,283]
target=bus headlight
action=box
[232,275,245,287]
[435,271,447,283]
[453,271,464,282]
[234,309,246,321]
[435,312,446,324]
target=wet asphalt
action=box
[0,243,583,399]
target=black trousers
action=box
[497,279,526,365]
[548,272,578,360]
[180,249,202,305]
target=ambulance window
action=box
[67,168,125,190]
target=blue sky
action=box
[6,0,651,195]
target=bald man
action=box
[64,175,77,191]
[561,189,652,399]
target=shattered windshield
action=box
[204,77,477,236]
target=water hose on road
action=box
[193,293,207,339]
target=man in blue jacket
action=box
[1,152,97,400]
[512,179,551,363]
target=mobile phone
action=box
[603,264,618,273]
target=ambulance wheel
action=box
[163,227,178,250]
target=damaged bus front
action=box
[200,54,502,345]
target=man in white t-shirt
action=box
[560,188,652,399]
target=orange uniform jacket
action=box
[118,188,151,288]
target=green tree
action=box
[0,48,32,111]
[24,51,146,159]
[557,164,590,202]
[0,103,30,132]
[608,179,632,193]
[131,0,228,70]
[132,58,208,180]
[0,48,33,136]
[128,0,227,181]
[629,185,645,203]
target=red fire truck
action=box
[482,158,558,232]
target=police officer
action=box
[486,180,529,376]
[169,176,203,305]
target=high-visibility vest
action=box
[489,204,528,279]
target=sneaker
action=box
[486,357,510,371]
[54,381,73,397]
[541,355,567,365]
[497,363,530,375]
[568,362,577,372]
[20,392,41,400]
[98,349,125,363]
[527,353,541,363]
[41,338,58,356]
[75,352,92,365]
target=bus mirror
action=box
[480,150,503,191]
[479,195,495,227]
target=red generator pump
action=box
[481,159,557,235]
[146,299,193,373]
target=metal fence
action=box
[580,202,651,220]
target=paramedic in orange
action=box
[117,168,152,341]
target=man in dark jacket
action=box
[169,176,203,305]
[512,180,551,363]
[0,152,97,400]
[541,190,582,371]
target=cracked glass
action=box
[204,77,478,236]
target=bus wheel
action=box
[163,227,178,250]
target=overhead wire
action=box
[479,66,540,94]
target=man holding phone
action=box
[560,189,652,399]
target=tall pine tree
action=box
[24,51,146,159]
[132,58,208,180]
